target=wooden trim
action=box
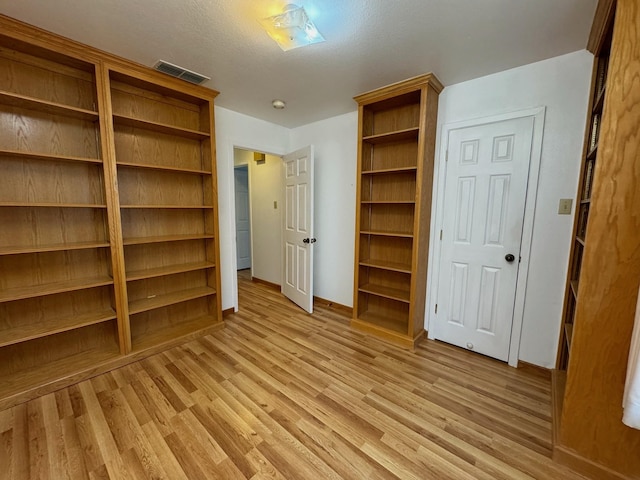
[222,307,235,318]
[354,73,444,104]
[95,62,131,355]
[251,276,281,291]
[587,0,616,53]
[517,360,551,379]
[313,296,353,316]
[553,445,630,480]
[551,369,567,448]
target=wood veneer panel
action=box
[360,204,415,235]
[120,209,211,240]
[360,171,416,203]
[0,106,99,158]
[0,45,96,110]
[0,157,105,205]
[559,0,640,477]
[0,207,109,249]
[117,168,208,207]
[113,125,204,171]
[124,239,209,273]
[110,80,202,131]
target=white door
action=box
[234,166,251,270]
[433,116,534,361]
[282,146,314,313]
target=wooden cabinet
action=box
[553,1,640,478]
[352,74,442,349]
[0,17,222,410]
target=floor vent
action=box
[153,60,210,85]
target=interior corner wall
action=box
[435,50,593,368]
[289,112,358,307]
[214,106,289,311]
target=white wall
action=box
[434,50,593,367]
[290,112,358,307]
[214,106,289,311]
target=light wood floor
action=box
[0,272,589,479]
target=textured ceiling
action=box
[0,0,597,128]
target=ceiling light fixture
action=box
[259,4,325,51]
[272,99,286,109]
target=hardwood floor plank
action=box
[0,272,593,479]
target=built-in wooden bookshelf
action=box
[0,15,222,410]
[556,4,613,374]
[352,74,442,349]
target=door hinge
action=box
[435,304,438,314]
[439,230,443,240]
[445,150,449,162]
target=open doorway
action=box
[232,148,283,308]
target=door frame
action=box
[427,107,546,367]
[228,141,287,313]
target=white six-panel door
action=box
[433,116,534,361]
[282,146,314,313]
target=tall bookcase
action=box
[352,74,442,349]
[109,69,221,353]
[556,3,613,373]
[552,0,640,477]
[0,16,222,410]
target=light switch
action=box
[558,198,573,215]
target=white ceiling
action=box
[0,0,597,128]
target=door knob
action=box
[505,254,515,262]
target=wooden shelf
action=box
[0,276,114,303]
[570,280,579,299]
[117,161,211,176]
[0,90,99,121]
[131,315,219,352]
[120,204,213,210]
[0,347,119,404]
[565,323,574,349]
[361,166,418,175]
[127,261,215,282]
[352,75,440,349]
[0,149,102,164]
[0,309,117,348]
[0,202,107,209]
[362,128,420,144]
[360,230,414,238]
[123,233,214,246]
[128,286,216,315]
[355,311,408,335]
[359,260,412,274]
[0,16,223,412]
[0,240,110,256]
[359,283,411,303]
[113,114,210,140]
[593,86,606,114]
[580,198,591,205]
[576,236,585,246]
[587,145,598,160]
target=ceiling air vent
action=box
[153,60,210,85]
